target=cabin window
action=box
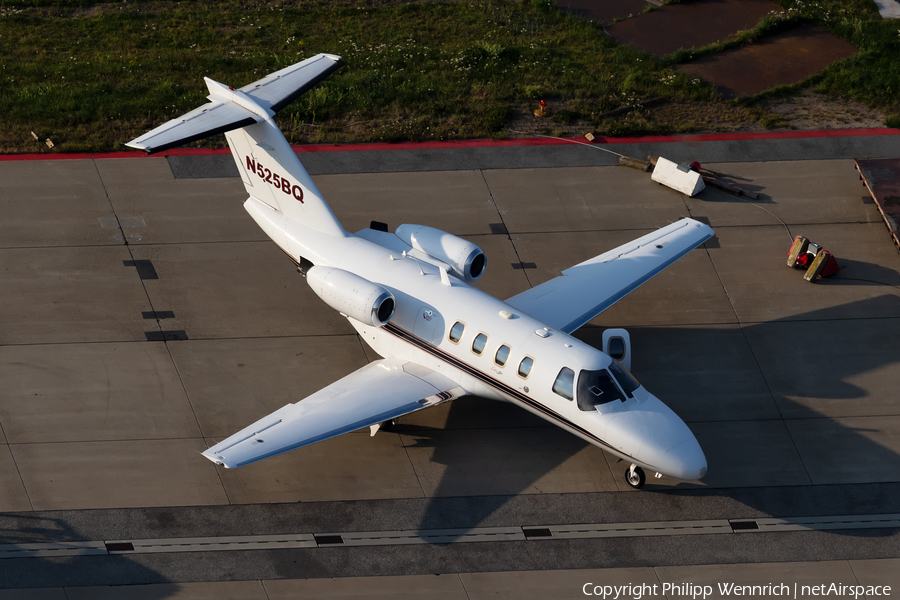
[576,369,625,411]
[609,361,640,398]
[494,344,510,367]
[472,333,488,356]
[517,356,534,379]
[448,321,465,344]
[552,367,575,400]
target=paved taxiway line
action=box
[2,514,897,560]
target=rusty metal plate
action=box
[606,0,782,58]
[857,158,900,249]
[677,23,858,99]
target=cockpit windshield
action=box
[577,369,625,411]
[608,361,640,397]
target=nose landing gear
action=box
[625,464,646,489]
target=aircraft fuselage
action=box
[247,196,707,482]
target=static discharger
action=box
[787,235,840,282]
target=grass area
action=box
[0,0,897,154]
[778,0,900,120]
[0,0,719,153]
[665,0,900,117]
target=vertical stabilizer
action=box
[126,53,346,237]
[225,122,344,237]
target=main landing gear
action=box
[625,464,646,489]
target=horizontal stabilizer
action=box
[126,54,342,154]
[202,359,464,468]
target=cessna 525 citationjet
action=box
[127,54,713,488]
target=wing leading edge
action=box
[203,358,464,468]
[505,218,714,334]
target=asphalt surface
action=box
[166,131,900,178]
[1,132,899,597]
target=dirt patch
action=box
[763,90,886,130]
[507,100,588,138]
[505,91,888,140]
[605,0,781,59]
[677,23,857,99]
[649,99,761,131]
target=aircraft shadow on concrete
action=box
[0,513,173,594]
[826,259,900,288]
[400,295,900,541]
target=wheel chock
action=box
[804,250,840,282]
[787,235,809,268]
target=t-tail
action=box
[126,54,345,238]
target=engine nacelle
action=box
[306,266,395,327]
[395,224,486,283]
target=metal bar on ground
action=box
[105,534,317,554]
[524,520,732,540]
[2,514,898,560]
[856,158,900,250]
[0,541,108,559]
[317,527,526,547]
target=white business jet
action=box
[127,54,713,488]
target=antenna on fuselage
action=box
[402,250,426,276]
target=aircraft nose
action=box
[611,393,707,481]
[661,437,707,481]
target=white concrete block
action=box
[651,156,705,197]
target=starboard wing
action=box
[202,358,464,468]
[505,218,714,334]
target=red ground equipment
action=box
[786,235,840,282]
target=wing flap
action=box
[505,218,714,333]
[202,358,463,468]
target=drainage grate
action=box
[105,542,135,552]
[523,528,553,539]
[314,535,344,545]
[730,521,760,531]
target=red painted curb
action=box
[2,127,897,161]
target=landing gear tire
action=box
[625,464,646,489]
